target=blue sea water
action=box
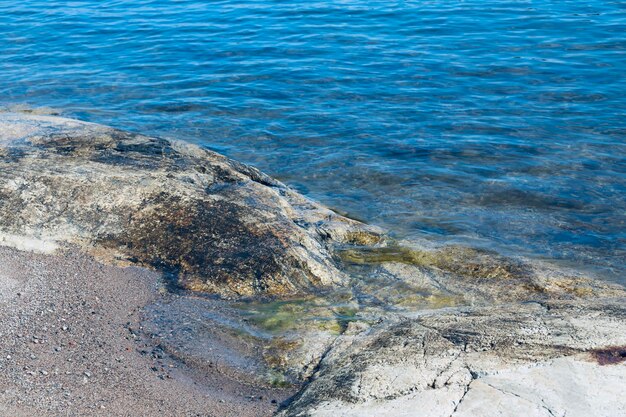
[0,1,625,281]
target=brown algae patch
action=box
[336,243,624,303]
[545,277,596,298]
[338,244,528,281]
[590,346,626,366]
[342,230,384,246]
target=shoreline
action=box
[0,245,295,416]
[0,113,625,417]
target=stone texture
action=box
[279,298,626,416]
[0,113,381,298]
[340,244,624,305]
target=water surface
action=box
[1,0,625,281]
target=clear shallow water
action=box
[1,1,625,281]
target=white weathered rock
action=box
[280,299,626,416]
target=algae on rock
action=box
[0,113,381,298]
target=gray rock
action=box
[279,298,626,416]
[0,113,381,297]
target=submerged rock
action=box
[0,113,381,297]
[339,243,624,305]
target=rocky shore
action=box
[0,112,381,298]
[0,113,624,416]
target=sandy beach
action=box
[0,245,294,417]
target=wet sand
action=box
[0,246,295,416]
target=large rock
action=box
[279,298,626,416]
[279,243,626,416]
[0,113,381,297]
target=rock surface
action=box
[0,113,380,298]
[278,235,626,416]
[279,297,626,417]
